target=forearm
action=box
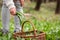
[19,0,24,7]
[3,0,15,9]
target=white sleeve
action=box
[3,0,15,9]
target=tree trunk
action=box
[35,0,42,11]
[55,0,60,14]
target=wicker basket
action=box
[13,21,46,40]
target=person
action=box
[1,0,24,34]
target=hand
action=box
[10,7,16,15]
[19,0,24,7]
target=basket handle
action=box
[21,21,37,36]
[16,12,36,36]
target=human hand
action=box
[19,0,24,7]
[10,7,16,15]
